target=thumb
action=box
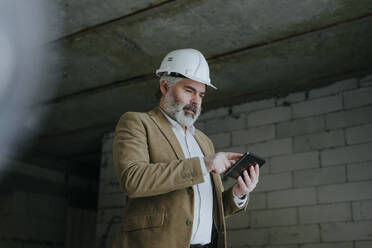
[229,160,236,166]
[225,152,243,160]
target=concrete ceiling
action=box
[21,0,372,175]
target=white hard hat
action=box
[156,48,217,89]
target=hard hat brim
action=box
[156,70,217,90]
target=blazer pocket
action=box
[123,212,165,232]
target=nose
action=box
[191,94,202,107]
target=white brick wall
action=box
[96,144,125,248]
[271,224,320,244]
[298,203,352,224]
[98,74,372,247]
[0,157,95,248]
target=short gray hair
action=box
[155,75,183,100]
[159,75,183,88]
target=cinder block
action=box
[301,242,353,248]
[227,228,269,246]
[294,166,346,187]
[198,107,229,121]
[209,132,231,149]
[96,207,123,225]
[326,106,372,129]
[98,236,117,248]
[299,203,351,224]
[344,87,372,109]
[103,132,115,140]
[346,123,372,145]
[260,245,298,248]
[98,192,125,209]
[232,98,275,114]
[194,120,206,132]
[255,172,292,192]
[226,210,249,229]
[276,92,306,106]
[232,125,275,146]
[247,192,266,210]
[251,208,297,227]
[205,114,245,135]
[247,106,291,127]
[99,179,121,195]
[321,143,372,166]
[309,79,357,99]
[270,224,320,244]
[246,138,292,158]
[294,130,345,153]
[100,155,117,180]
[268,188,316,208]
[321,221,372,241]
[292,95,342,119]
[218,145,245,154]
[347,161,372,182]
[271,152,319,173]
[352,200,372,220]
[277,115,325,138]
[356,241,372,248]
[318,181,372,203]
[102,135,114,153]
[97,222,121,240]
[259,157,271,175]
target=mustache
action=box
[183,104,198,113]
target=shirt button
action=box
[187,187,193,195]
[186,219,193,226]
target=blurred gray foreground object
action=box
[0,0,56,169]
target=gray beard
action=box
[163,90,201,128]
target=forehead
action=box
[176,78,206,92]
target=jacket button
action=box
[187,187,193,195]
[186,220,193,226]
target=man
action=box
[113,48,259,248]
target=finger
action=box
[249,166,256,182]
[225,152,244,160]
[237,176,248,191]
[252,168,259,184]
[255,163,260,180]
[224,159,232,169]
[248,164,257,184]
[229,160,236,166]
[243,170,252,186]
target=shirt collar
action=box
[159,108,195,135]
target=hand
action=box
[203,152,243,174]
[233,163,260,198]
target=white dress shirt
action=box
[160,110,247,245]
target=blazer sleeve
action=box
[113,112,205,198]
[203,135,249,217]
[222,187,249,217]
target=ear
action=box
[159,80,168,97]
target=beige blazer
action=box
[112,107,248,248]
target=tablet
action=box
[224,152,265,179]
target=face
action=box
[162,78,206,127]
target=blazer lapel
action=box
[194,131,211,157]
[148,107,185,160]
[194,130,223,194]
